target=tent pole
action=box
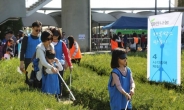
[155,0,157,15]
[99,23,100,36]
[169,0,171,13]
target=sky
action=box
[37,0,176,14]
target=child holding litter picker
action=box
[108,48,135,110]
[42,50,63,101]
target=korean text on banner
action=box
[147,12,182,85]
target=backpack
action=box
[26,49,45,88]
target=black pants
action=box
[58,69,64,95]
[124,43,127,49]
[130,49,136,52]
[71,58,81,65]
[118,42,123,48]
[24,58,32,84]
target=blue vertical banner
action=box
[147,12,182,85]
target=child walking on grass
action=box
[42,50,63,101]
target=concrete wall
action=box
[0,0,26,23]
[52,16,61,28]
[62,0,91,52]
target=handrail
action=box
[26,0,39,8]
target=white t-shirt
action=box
[130,43,136,50]
[45,62,63,74]
[4,53,10,60]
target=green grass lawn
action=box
[0,51,184,110]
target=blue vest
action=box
[25,35,40,58]
[54,40,64,60]
[108,67,132,110]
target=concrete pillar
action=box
[62,0,91,52]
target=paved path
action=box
[82,51,111,55]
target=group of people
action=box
[0,21,135,109]
[0,29,26,60]
[0,30,22,60]
[110,32,147,52]
[0,21,82,101]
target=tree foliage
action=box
[0,18,23,40]
[178,0,184,7]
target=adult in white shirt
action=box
[35,30,58,88]
[116,32,123,48]
[130,40,136,52]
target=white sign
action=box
[78,34,85,40]
[147,12,182,85]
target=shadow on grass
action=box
[133,104,153,110]
[61,75,149,110]
[72,89,110,110]
[139,76,184,93]
[80,63,108,76]
[62,86,152,110]
[60,76,110,110]
[10,86,42,93]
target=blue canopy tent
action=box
[102,22,114,29]
[102,16,147,29]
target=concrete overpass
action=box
[0,0,91,52]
